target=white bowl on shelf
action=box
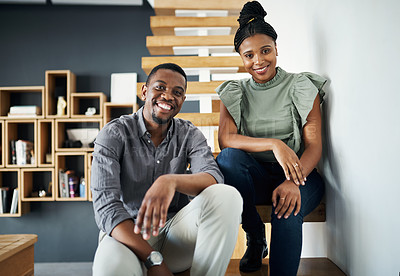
[66,128,99,148]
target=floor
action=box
[34,258,346,276]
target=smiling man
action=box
[91,63,242,276]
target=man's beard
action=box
[152,111,171,125]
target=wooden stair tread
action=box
[142,56,244,75]
[256,202,326,223]
[136,81,223,97]
[151,16,238,36]
[153,0,248,16]
[146,35,234,55]
[175,112,219,126]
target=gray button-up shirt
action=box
[91,107,223,235]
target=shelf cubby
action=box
[71,92,106,119]
[45,70,76,118]
[21,168,55,201]
[5,120,37,168]
[55,152,88,201]
[38,119,54,167]
[0,120,4,168]
[0,86,45,120]
[0,169,29,217]
[55,118,102,152]
[103,102,137,126]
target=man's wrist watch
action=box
[144,251,163,269]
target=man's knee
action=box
[200,184,243,217]
[93,235,143,276]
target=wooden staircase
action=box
[143,2,333,274]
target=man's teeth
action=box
[158,103,172,110]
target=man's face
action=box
[142,69,186,125]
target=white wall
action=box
[260,0,400,275]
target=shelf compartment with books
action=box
[55,152,88,201]
[71,92,106,119]
[0,120,4,168]
[21,168,55,201]
[45,70,76,118]
[0,169,28,217]
[103,102,137,126]
[55,118,102,152]
[38,119,54,167]
[5,120,37,168]
[87,152,93,201]
[0,86,45,120]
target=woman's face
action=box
[239,33,278,83]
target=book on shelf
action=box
[0,187,12,214]
[58,169,69,198]
[10,188,18,214]
[15,140,34,165]
[10,140,17,164]
[7,113,40,118]
[9,105,41,115]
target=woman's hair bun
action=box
[238,1,267,27]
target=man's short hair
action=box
[145,63,187,89]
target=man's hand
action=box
[134,175,176,240]
[271,180,301,219]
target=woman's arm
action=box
[272,94,323,219]
[218,101,306,184]
[298,95,323,176]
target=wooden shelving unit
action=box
[0,86,45,120]
[55,152,88,201]
[71,92,106,119]
[45,70,76,119]
[103,102,138,126]
[0,70,134,217]
[0,120,4,168]
[5,119,37,168]
[21,168,55,201]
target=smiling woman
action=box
[215,1,327,275]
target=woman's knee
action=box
[216,148,249,168]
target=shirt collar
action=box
[137,106,175,140]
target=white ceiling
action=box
[0,0,143,5]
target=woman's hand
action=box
[272,140,306,185]
[272,180,301,219]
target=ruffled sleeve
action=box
[215,80,243,130]
[292,72,327,127]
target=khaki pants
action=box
[92,184,242,276]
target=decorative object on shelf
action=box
[111,72,137,104]
[68,174,78,198]
[57,96,67,116]
[85,107,96,116]
[63,140,83,148]
[79,177,86,198]
[66,128,99,148]
[8,105,41,118]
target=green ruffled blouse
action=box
[216,67,327,162]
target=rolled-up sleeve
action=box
[187,127,224,184]
[91,124,132,235]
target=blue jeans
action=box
[216,148,325,276]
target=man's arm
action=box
[111,220,173,276]
[134,172,216,239]
[134,124,221,239]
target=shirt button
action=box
[147,140,151,143]
[156,160,160,164]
